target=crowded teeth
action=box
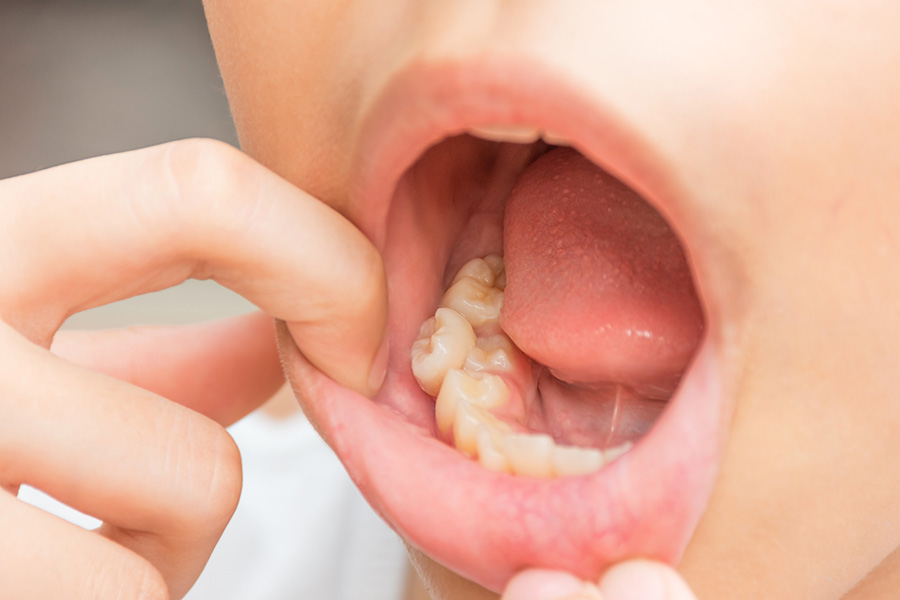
[503,433,555,478]
[411,307,478,396]
[435,369,509,435]
[414,255,634,479]
[453,402,511,457]
[477,429,510,473]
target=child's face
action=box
[204,2,900,598]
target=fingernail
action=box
[502,570,587,600]
[599,561,666,600]
[366,337,390,396]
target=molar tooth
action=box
[452,402,510,456]
[477,429,510,473]
[441,277,504,327]
[503,433,556,478]
[551,445,605,477]
[411,307,477,396]
[494,270,507,290]
[451,256,503,288]
[468,124,542,144]
[435,369,509,435]
[483,254,506,290]
[453,402,483,457]
[434,377,459,436]
[464,334,514,374]
[603,441,634,463]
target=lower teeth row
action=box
[410,255,632,478]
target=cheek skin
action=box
[203,0,366,211]
[676,9,900,599]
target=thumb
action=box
[501,561,697,600]
[598,561,697,600]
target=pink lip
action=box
[282,59,729,592]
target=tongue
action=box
[501,147,703,394]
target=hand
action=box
[0,139,387,599]
[501,562,698,600]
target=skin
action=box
[201,1,900,600]
[2,2,897,599]
[0,140,387,598]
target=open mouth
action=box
[279,61,728,592]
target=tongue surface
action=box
[501,147,703,392]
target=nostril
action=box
[501,147,704,389]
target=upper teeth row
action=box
[411,255,632,478]
[467,125,574,147]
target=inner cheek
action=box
[389,139,704,478]
[381,139,526,353]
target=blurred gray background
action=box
[0,0,255,329]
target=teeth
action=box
[441,277,504,328]
[411,308,477,396]
[453,401,512,458]
[463,334,514,374]
[603,440,634,463]
[541,130,575,146]
[414,253,638,479]
[552,445,605,477]
[435,369,509,435]
[503,433,556,478]
[442,256,505,327]
[477,429,510,473]
[450,255,505,288]
[453,402,484,457]
[468,124,542,144]
[434,377,460,436]
[467,125,576,148]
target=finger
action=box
[1,321,240,597]
[0,139,386,396]
[598,560,698,600]
[501,570,600,600]
[0,493,167,600]
[51,312,284,426]
[501,562,699,600]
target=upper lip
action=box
[286,57,729,592]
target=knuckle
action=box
[157,138,262,237]
[161,138,245,197]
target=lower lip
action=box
[282,324,725,592]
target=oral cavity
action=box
[411,255,634,479]
[408,145,704,480]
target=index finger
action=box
[0,139,387,396]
